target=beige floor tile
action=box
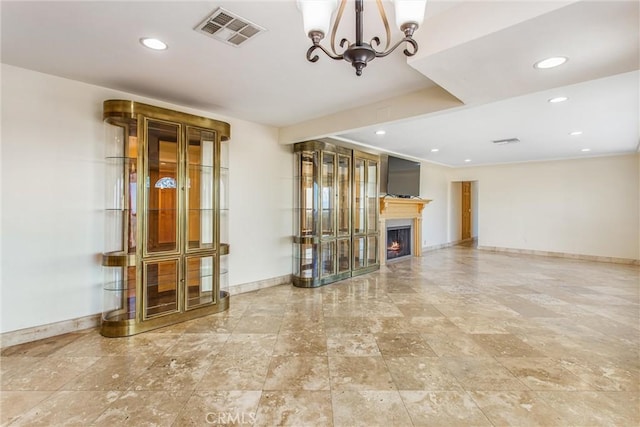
[197,353,271,391]
[60,354,156,391]
[0,390,54,426]
[557,357,640,391]
[0,332,85,357]
[471,333,545,357]
[440,357,529,391]
[328,356,395,390]
[497,357,592,390]
[8,390,120,426]
[396,303,445,317]
[423,332,493,357]
[273,332,327,356]
[332,390,412,427]
[536,390,640,426]
[326,334,381,356]
[400,390,492,426]
[469,390,566,426]
[375,333,437,357]
[263,356,330,391]
[1,356,100,391]
[217,333,277,358]
[161,333,229,358]
[174,390,262,426]
[92,390,191,426]
[386,357,463,391]
[2,246,638,425]
[130,355,213,391]
[232,315,283,334]
[255,390,333,427]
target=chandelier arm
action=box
[374,37,418,58]
[375,0,391,51]
[306,43,344,62]
[330,0,348,56]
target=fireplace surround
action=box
[378,197,432,265]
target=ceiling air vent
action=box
[195,7,266,47]
[492,138,520,145]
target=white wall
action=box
[451,155,640,260]
[419,162,451,247]
[471,181,479,237]
[1,64,292,334]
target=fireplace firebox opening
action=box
[386,226,411,260]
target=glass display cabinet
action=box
[293,140,379,287]
[101,100,230,337]
[352,150,380,276]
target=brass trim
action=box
[293,271,351,288]
[351,264,379,278]
[101,291,230,337]
[293,140,351,156]
[103,100,231,141]
[220,243,230,255]
[102,252,136,267]
[293,236,320,244]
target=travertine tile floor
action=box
[1,246,639,426]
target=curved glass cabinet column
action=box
[352,150,380,276]
[293,141,378,288]
[101,100,231,337]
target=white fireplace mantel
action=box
[379,197,432,265]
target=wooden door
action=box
[461,181,471,240]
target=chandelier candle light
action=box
[297,0,427,76]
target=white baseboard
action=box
[422,237,476,252]
[227,274,292,295]
[0,314,101,349]
[1,274,294,349]
[477,245,640,265]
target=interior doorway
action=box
[462,181,472,240]
[450,180,477,244]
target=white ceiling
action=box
[2,0,638,167]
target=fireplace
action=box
[386,226,412,260]
[378,196,432,266]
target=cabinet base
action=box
[292,265,379,288]
[100,291,230,337]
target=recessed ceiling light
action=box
[464,159,471,163]
[569,131,583,136]
[375,130,386,135]
[140,37,168,50]
[581,148,591,152]
[548,96,568,103]
[534,56,568,69]
[430,148,439,153]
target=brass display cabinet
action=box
[293,140,379,287]
[352,150,380,276]
[101,100,230,337]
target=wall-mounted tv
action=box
[386,155,421,198]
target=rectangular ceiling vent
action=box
[492,138,520,145]
[195,7,266,47]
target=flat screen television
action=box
[386,156,421,198]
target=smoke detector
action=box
[492,138,520,145]
[195,7,266,47]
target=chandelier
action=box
[297,0,427,76]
